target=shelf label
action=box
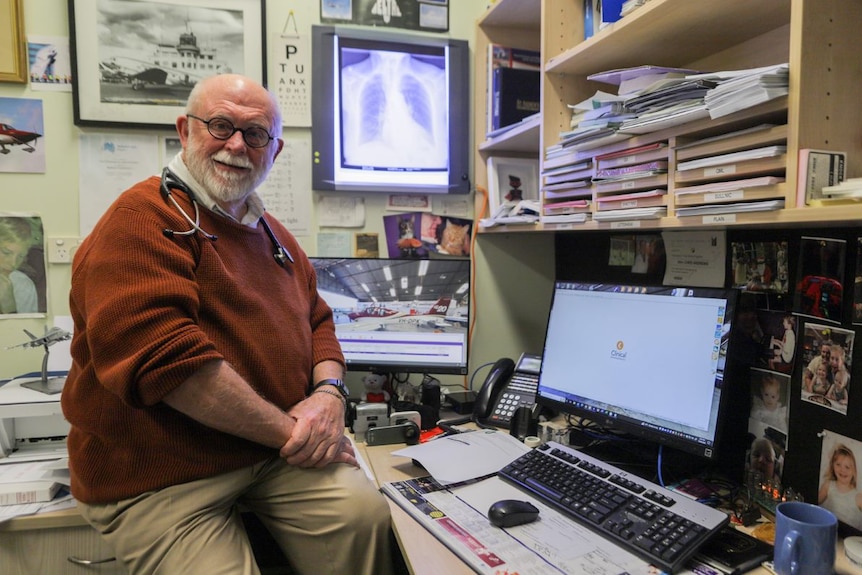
[706,190,744,202]
[610,221,641,229]
[704,165,737,177]
[702,214,737,224]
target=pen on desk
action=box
[445,436,471,445]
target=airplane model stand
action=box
[7,327,72,395]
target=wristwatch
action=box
[313,378,350,400]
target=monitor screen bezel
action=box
[310,256,471,376]
[535,281,740,461]
[311,25,471,195]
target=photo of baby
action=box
[749,368,789,434]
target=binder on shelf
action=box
[796,149,846,206]
[485,44,541,134]
[491,67,540,132]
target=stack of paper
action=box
[675,199,785,217]
[698,63,789,119]
[822,178,862,199]
[676,145,786,172]
[592,206,666,221]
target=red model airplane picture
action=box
[0,123,41,155]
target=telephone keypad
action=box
[489,373,539,425]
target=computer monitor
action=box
[536,282,740,461]
[311,25,471,195]
[310,257,470,375]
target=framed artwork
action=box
[0,0,27,83]
[486,156,540,214]
[68,0,266,128]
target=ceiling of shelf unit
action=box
[547,0,792,75]
[479,0,541,28]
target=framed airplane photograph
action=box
[0,0,27,83]
[68,0,266,128]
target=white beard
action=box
[185,136,269,204]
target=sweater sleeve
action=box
[70,181,222,407]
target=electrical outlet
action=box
[47,236,81,264]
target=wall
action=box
[0,0,492,388]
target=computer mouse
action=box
[488,499,540,528]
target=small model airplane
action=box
[0,123,41,155]
[7,326,71,350]
[6,327,72,395]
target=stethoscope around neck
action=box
[159,167,294,267]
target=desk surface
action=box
[6,437,862,575]
[356,440,862,575]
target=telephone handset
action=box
[474,353,542,429]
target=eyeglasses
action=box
[187,114,274,148]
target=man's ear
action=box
[272,138,285,161]
[176,115,190,147]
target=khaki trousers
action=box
[78,457,395,575]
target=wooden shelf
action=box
[479,114,541,154]
[545,0,792,76]
[479,0,541,29]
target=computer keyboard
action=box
[498,441,729,574]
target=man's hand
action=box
[279,392,355,468]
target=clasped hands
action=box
[278,392,356,469]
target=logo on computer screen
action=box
[611,340,627,360]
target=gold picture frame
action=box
[0,0,27,83]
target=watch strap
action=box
[313,378,348,398]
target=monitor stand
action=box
[19,347,65,395]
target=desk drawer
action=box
[0,524,125,574]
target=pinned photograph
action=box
[749,368,789,434]
[486,156,539,215]
[0,214,46,316]
[819,430,862,531]
[793,236,846,323]
[731,240,788,293]
[800,322,853,415]
[0,97,45,173]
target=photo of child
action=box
[749,368,789,433]
[0,215,46,316]
[800,322,854,415]
[819,431,862,531]
[745,423,785,486]
[768,314,796,373]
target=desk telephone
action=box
[475,353,542,428]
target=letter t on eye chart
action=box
[662,230,726,287]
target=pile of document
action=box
[0,457,73,523]
[479,199,541,228]
[700,63,789,119]
[821,178,862,200]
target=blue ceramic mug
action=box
[774,501,837,575]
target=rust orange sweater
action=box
[61,176,344,504]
